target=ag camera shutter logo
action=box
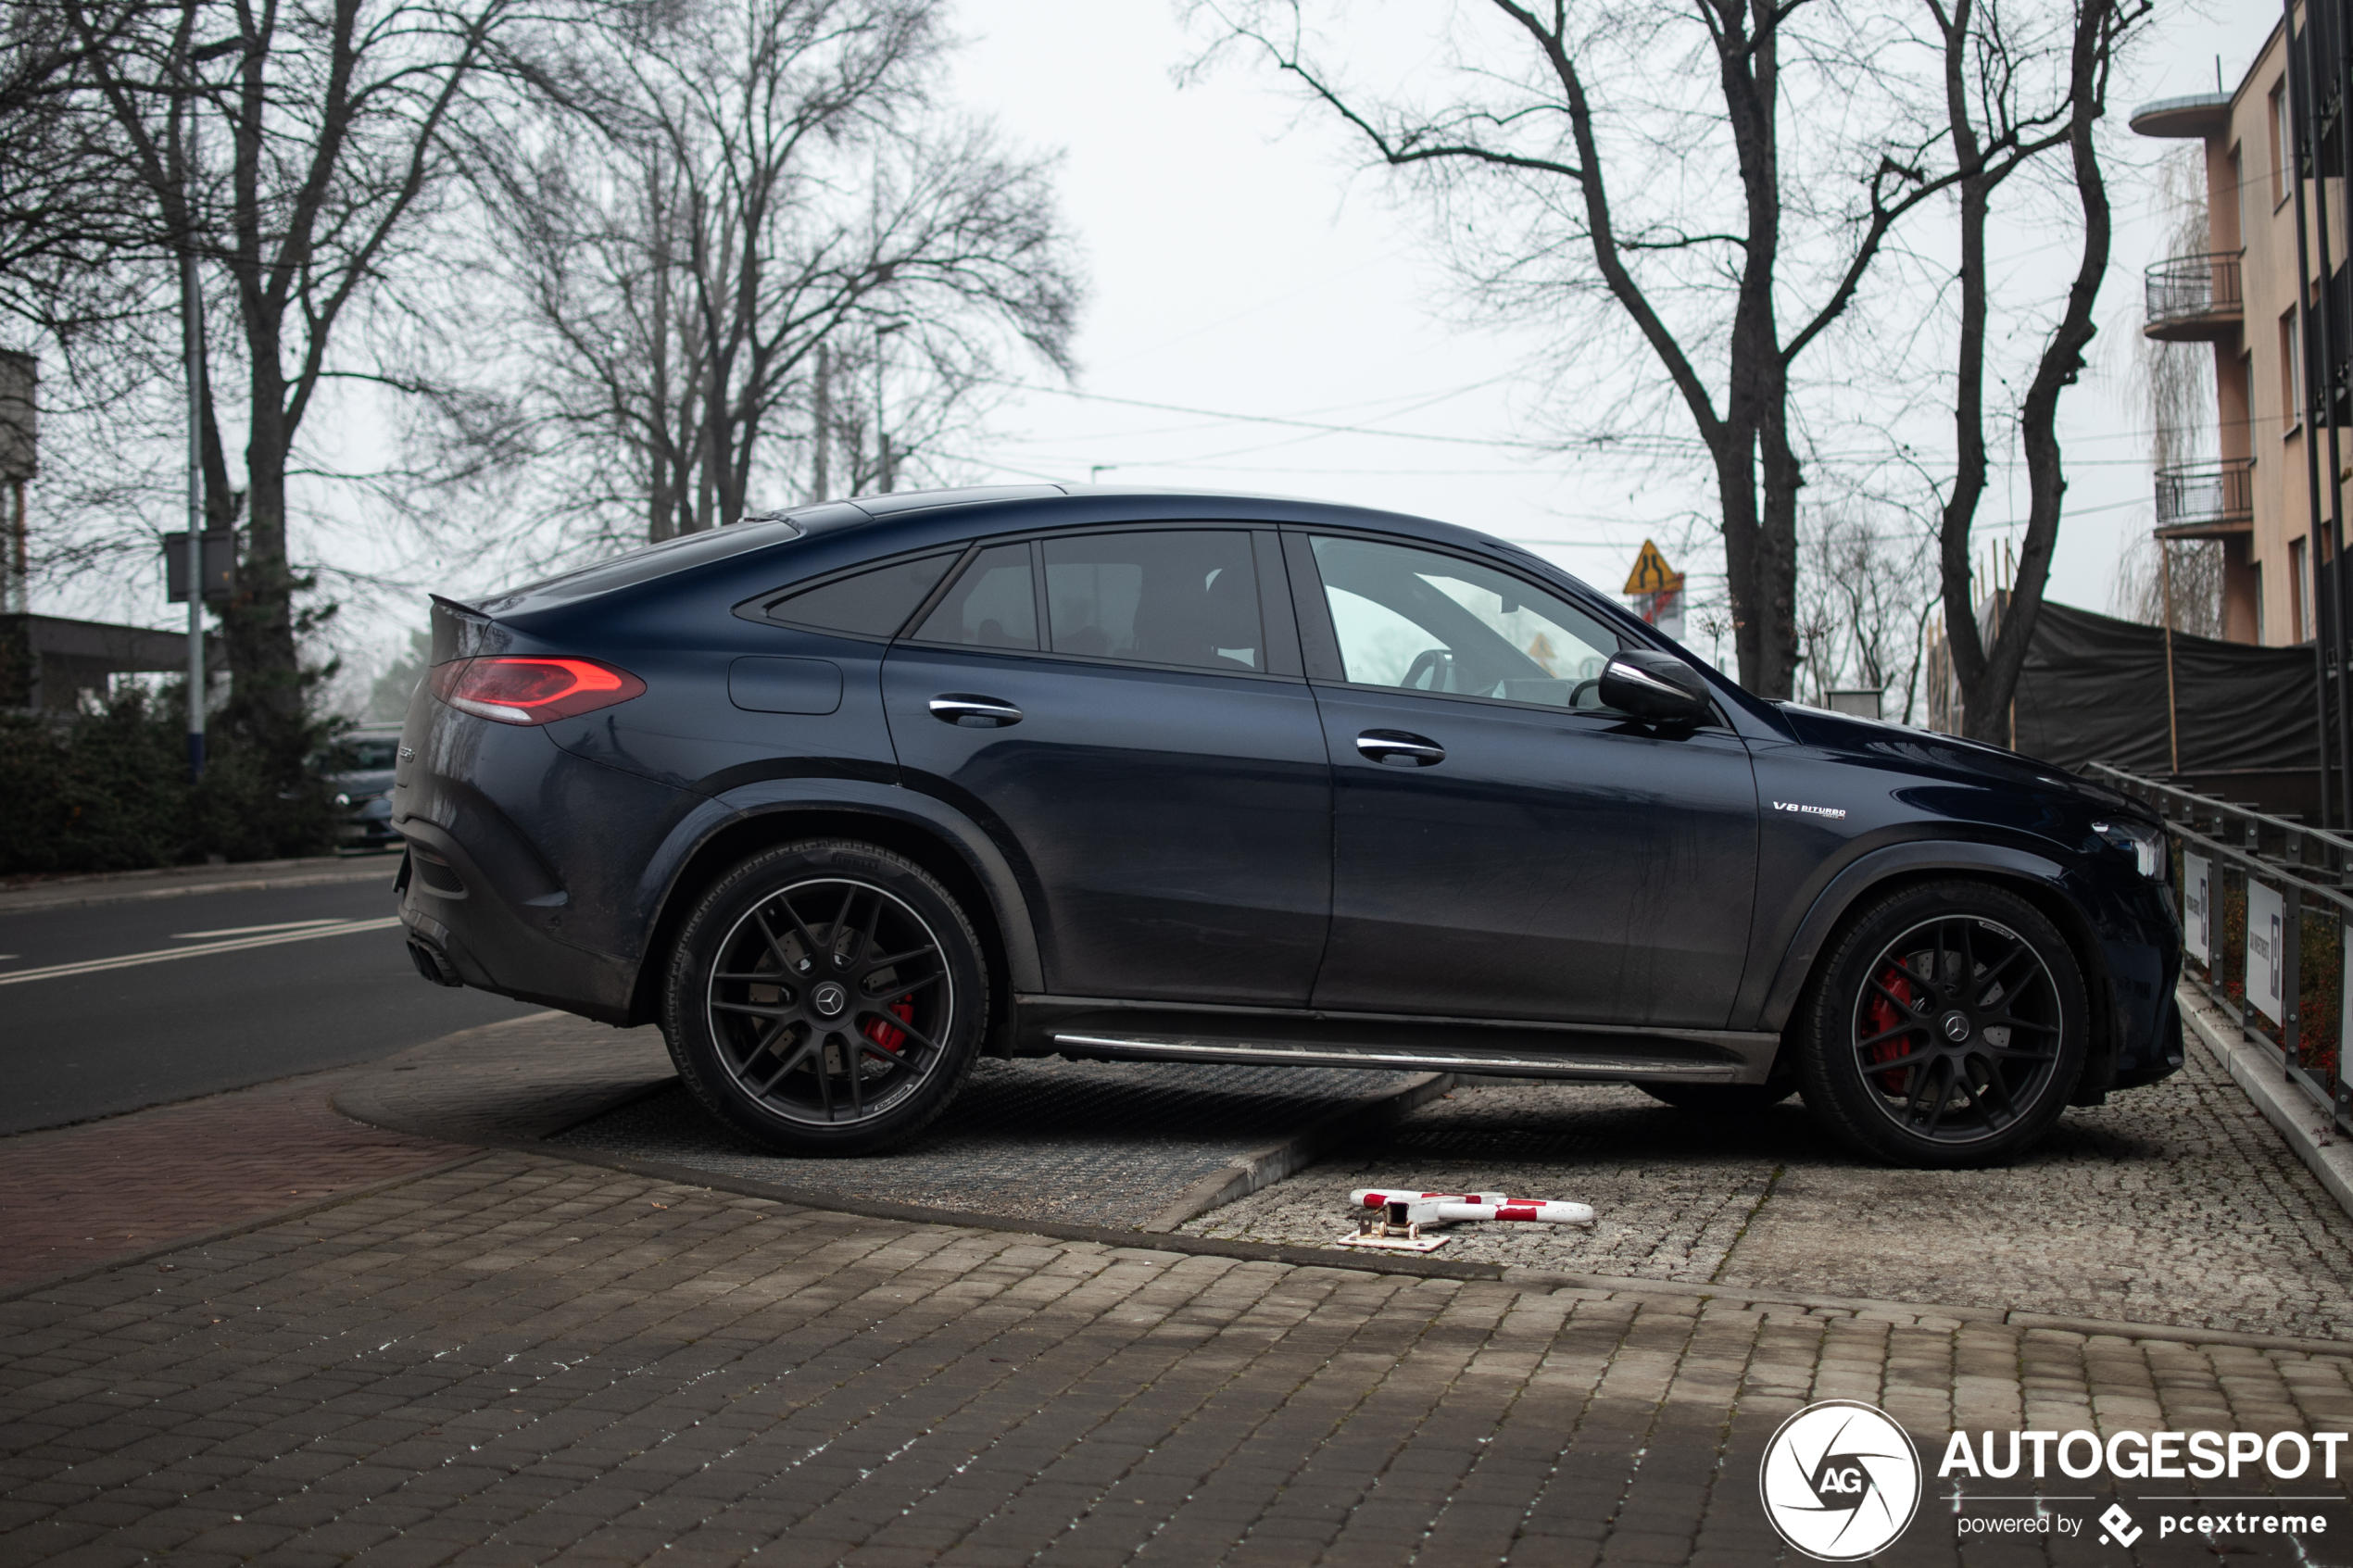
[1759,1400,1922,1561]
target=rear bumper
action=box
[396,818,639,1023]
[390,702,699,1026]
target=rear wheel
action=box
[661,840,987,1156]
[1797,880,2085,1168]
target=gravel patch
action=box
[1181,1044,2353,1339]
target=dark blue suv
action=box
[393,485,2181,1167]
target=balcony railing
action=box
[2144,251,2244,339]
[2155,458,2255,532]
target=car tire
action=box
[1796,880,2087,1168]
[1638,1081,1796,1115]
[661,840,988,1157]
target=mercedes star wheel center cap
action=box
[812,982,849,1019]
[1940,1010,1971,1043]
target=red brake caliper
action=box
[1862,968,1916,1094]
[862,996,914,1054]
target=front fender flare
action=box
[1748,839,2075,1035]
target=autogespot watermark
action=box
[1758,1401,2348,1561]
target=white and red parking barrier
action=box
[1339,1185,1595,1251]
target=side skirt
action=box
[1013,996,1781,1085]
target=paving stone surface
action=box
[0,1068,467,1291]
[552,1059,1423,1228]
[1182,1035,2353,1342]
[4,1150,2350,1568]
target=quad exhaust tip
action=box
[407,938,462,987]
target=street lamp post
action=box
[174,34,243,783]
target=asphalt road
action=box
[0,865,544,1134]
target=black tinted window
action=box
[770,551,955,638]
[911,543,1038,649]
[1043,531,1264,672]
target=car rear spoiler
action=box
[428,593,509,665]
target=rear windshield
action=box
[479,519,806,612]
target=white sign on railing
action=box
[2246,880,2286,1026]
[2343,925,2353,1067]
[2183,853,2211,970]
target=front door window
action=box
[1313,535,1624,709]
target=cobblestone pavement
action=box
[553,1060,1424,1229]
[5,1150,2351,1568]
[0,1068,466,1292]
[1182,1034,2353,1342]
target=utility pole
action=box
[875,321,902,493]
[176,41,207,783]
[812,343,830,503]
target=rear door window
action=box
[1042,531,1265,672]
[909,543,1038,649]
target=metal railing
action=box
[2144,250,2244,330]
[2089,762,2353,1139]
[2154,458,2255,530]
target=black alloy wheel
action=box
[1798,881,2085,1168]
[661,841,987,1156]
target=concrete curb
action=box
[1136,1072,1454,1232]
[2178,982,2353,1224]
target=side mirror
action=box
[1599,650,1713,723]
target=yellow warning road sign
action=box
[1623,539,1684,596]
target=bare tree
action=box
[1929,0,2145,744]
[2109,145,2221,639]
[1795,501,1938,720]
[439,0,1079,553]
[1191,0,2104,698]
[60,0,559,744]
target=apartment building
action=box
[2135,2,2349,649]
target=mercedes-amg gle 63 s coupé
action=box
[393,485,2182,1168]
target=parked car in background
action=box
[324,729,403,852]
[390,486,2183,1168]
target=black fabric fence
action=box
[2007,602,2322,775]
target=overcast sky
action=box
[72,0,2266,692]
[931,0,2273,675]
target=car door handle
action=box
[1356,730,1444,767]
[928,694,1023,728]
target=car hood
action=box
[1771,702,2146,820]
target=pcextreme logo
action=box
[1759,1400,1922,1561]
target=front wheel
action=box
[661,840,988,1156]
[1796,881,2086,1168]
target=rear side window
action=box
[911,543,1038,649]
[1043,531,1265,672]
[769,551,956,638]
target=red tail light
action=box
[430,657,646,725]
